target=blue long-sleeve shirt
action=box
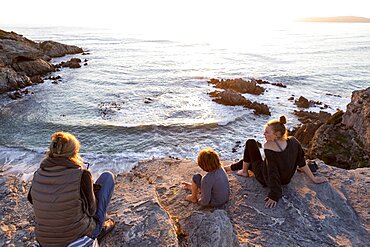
[199,167,230,207]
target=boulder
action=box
[184,210,239,247]
[308,87,370,169]
[290,111,332,147]
[12,58,54,76]
[295,96,324,109]
[0,29,84,94]
[341,87,370,153]
[0,67,31,93]
[209,90,271,115]
[0,38,42,66]
[294,96,310,108]
[208,78,265,95]
[60,58,81,68]
[39,41,83,57]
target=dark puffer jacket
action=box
[30,157,96,247]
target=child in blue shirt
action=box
[183,148,230,207]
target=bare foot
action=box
[185,194,198,203]
[181,182,192,190]
[224,166,232,173]
[236,170,249,177]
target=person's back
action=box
[184,148,230,207]
[31,156,96,246]
[200,167,229,207]
[264,136,306,185]
[28,132,115,246]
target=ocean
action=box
[1,23,369,177]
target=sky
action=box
[1,0,370,36]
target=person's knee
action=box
[98,171,115,188]
[192,174,202,188]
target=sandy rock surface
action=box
[2,158,368,246]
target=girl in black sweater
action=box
[225,115,327,208]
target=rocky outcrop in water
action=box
[1,158,369,246]
[208,78,265,95]
[308,87,370,169]
[0,29,83,94]
[294,96,323,109]
[209,89,271,115]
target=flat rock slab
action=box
[1,158,369,247]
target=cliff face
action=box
[0,29,83,93]
[308,87,370,169]
[1,158,369,246]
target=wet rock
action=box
[288,96,294,101]
[295,96,324,108]
[271,82,287,88]
[39,41,83,57]
[0,67,31,93]
[209,90,270,115]
[294,96,310,108]
[0,29,83,94]
[208,78,265,95]
[144,97,154,104]
[30,75,43,84]
[251,78,270,84]
[48,75,61,80]
[326,93,342,97]
[61,58,81,68]
[12,58,54,76]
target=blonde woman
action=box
[28,132,115,246]
[225,115,327,208]
[183,148,230,207]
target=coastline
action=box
[1,27,370,246]
[1,158,369,246]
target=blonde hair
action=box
[48,132,83,167]
[266,115,288,140]
[197,148,221,172]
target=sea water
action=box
[0,23,369,176]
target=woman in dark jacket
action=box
[28,132,115,246]
[225,115,327,208]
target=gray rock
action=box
[309,87,370,168]
[39,41,83,57]
[3,157,369,247]
[185,210,239,247]
[0,29,83,94]
[0,67,31,93]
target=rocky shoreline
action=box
[1,29,369,246]
[1,158,369,246]
[0,29,85,98]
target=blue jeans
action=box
[91,171,115,238]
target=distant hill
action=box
[299,16,370,23]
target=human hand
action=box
[264,197,277,208]
[313,176,328,184]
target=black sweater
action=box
[263,137,306,202]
